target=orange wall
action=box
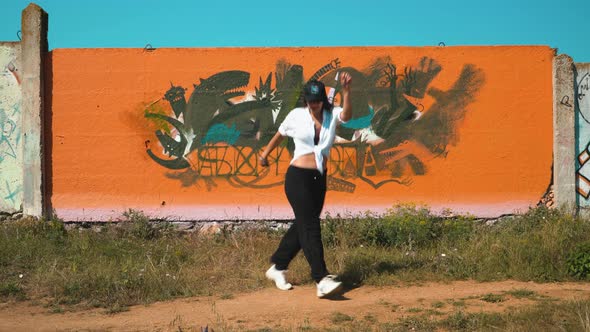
[48,46,554,220]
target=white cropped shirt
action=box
[278,106,347,174]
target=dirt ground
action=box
[2,280,590,331]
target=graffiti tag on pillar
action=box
[578,73,589,101]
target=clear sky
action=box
[1,0,589,62]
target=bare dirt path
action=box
[2,280,590,331]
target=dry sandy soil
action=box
[2,280,590,331]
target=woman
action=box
[259,72,352,298]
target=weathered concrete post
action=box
[21,3,48,217]
[553,54,576,210]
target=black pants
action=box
[271,165,328,283]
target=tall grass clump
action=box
[324,204,475,249]
[323,205,590,284]
[0,211,287,311]
[457,206,588,281]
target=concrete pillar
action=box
[21,4,48,217]
[553,54,576,210]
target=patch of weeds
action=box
[298,317,312,330]
[395,315,438,331]
[439,311,505,331]
[330,312,354,324]
[424,309,445,316]
[220,293,234,300]
[105,303,129,314]
[480,293,506,303]
[89,300,102,308]
[390,304,401,312]
[377,299,402,312]
[451,300,466,307]
[431,301,445,308]
[407,307,424,313]
[504,288,537,299]
[120,209,165,240]
[436,299,590,331]
[440,311,475,330]
[0,281,25,300]
[169,315,191,331]
[567,240,590,279]
[363,313,377,323]
[48,304,64,314]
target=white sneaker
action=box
[265,265,293,290]
[316,275,342,298]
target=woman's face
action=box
[307,100,323,113]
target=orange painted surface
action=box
[48,46,554,220]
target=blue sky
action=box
[1,0,589,62]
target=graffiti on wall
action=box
[576,65,590,203]
[0,46,22,211]
[144,56,485,192]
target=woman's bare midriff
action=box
[291,153,327,170]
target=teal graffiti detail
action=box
[342,106,374,129]
[11,103,20,116]
[0,108,17,162]
[3,181,21,205]
[202,123,240,145]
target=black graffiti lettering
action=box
[216,146,233,176]
[328,145,358,178]
[267,146,288,176]
[196,152,214,176]
[327,176,355,193]
[197,146,233,176]
[234,146,258,176]
[309,58,341,81]
[190,145,293,177]
[327,147,341,177]
[363,146,378,177]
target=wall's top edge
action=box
[0,41,21,47]
[49,45,555,52]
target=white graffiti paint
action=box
[579,68,590,204]
[0,45,22,212]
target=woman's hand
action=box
[259,155,269,167]
[340,72,352,94]
[339,72,353,122]
[258,132,285,168]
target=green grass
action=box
[503,288,538,299]
[431,301,445,308]
[0,214,285,312]
[242,299,590,332]
[330,312,354,324]
[363,313,378,323]
[480,293,506,303]
[451,300,467,307]
[1,205,590,314]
